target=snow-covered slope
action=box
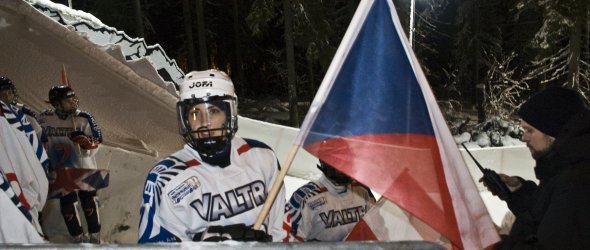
[1,0,182,156]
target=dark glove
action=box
[69,131,98,150]
[193,224,272,242]
[46,165,56,182]
[197,225,231,242]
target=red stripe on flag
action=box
[305,133,461,247]
[345,219,378,241]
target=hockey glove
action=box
[193,223,272,242]
[69,131,98,150]
[46,165,56,183]
[197,225,231,242]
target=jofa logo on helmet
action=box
[189,81,213,89]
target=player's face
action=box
[59,96,79,113]
[521,120,554,159]
[188,102,227,138]
[0,89,15,104]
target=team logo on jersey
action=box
[168,176,201,204]
[319,205,368,228]
[43,126,74,137]
[190,180,266,221]
[308,197,327,210]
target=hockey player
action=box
[138,69,286,243]
[0,76,43,135]
[0,77,48,171]
[1,93,49,240]
[0,76,18,106]
[284,141,376,241]
[39,85,104,243]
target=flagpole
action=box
[61,65,81,155]
[409,0,415,47]
[253,145,299,229]
[253,0,375,230]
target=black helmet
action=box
[0,76,15,90]
[316,138,354,186]
[0,76,18,104]
[317,160,353,186]
[48,85,76,106]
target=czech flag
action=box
[294,0,499,248]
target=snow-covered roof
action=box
[30,0,184,92]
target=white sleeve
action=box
[138,159,186,243]
[285,188,312,241]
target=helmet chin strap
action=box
[197,142,231,168]
[189,126,232,167]
[328,175,353,187]
[55,105,76,120]
[195,135,226,156]
[318,163,353,187]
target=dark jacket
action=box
[498,109,590,250]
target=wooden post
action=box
[253,145,300,229]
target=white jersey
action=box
[284,176,375,241]
[39,108,102,170]
[17,103,43,138]
[0,101,48,235]
[138,137,286,243]
[0,180,44,243]
[2,102,48,172]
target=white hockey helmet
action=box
[177,69,238,157]
[179,70,236,101]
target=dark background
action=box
[50,0,590,127]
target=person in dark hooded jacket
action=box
[487,86,590,249]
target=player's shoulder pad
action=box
[240,138,281,170]
[20,105,39,118]
[146,156,190,183]
[76,110,95,119]
[153,156,189,171]
[242,138,273,150]
[351,182,376,201]
[0,102,9,116]
[291,181,325,201]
